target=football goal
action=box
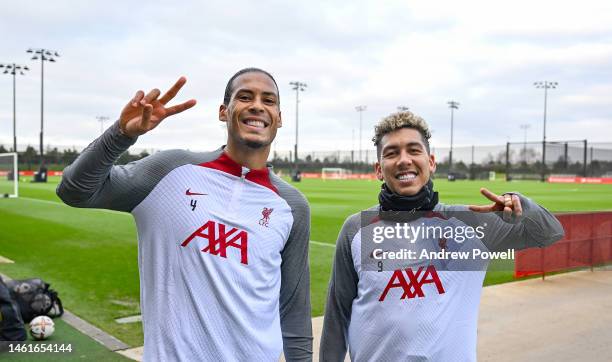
[0,153,18,198]
[321,167,351,180]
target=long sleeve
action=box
[443,193,565,251]
[319,215,360,362]
[56,121,200,212]
[278,188,313,361]
[56,120,138,211]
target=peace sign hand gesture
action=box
[468,188,523,222]
[119,77,197,138]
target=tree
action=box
[46,147,60,165]
[62,148,80,165]
[21,146,38,170]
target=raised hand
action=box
[119,77,197,138]
[468,188,523,221]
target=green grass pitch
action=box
[0,179,17,197]
[1,175,611,348]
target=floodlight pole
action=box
[13,68,16,152]
[290,81,307,171]
[534,81,557,181]
[27,48,60,165]
[96,116,110,135]
[0,63,29,153]
[519,124,530,163]
[447,101,460,172]
[355,105,367,162]
[351,128,355,164]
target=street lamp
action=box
[96,116,109,135]
[447,100,460,172]
[0,63,29,153]
[27,48,60,165]
[519,124,530,163]
[534,81,557,181]
[355,105,367,162]
[289,81,307,170]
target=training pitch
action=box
[1,175,611,348]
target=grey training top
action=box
[320,196,564,361]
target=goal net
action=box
[0,153,18,198]
[321,167,351,180]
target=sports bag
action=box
[0,277,27,342]
[5,278,63,323]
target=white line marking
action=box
[115,315,142,324]
[20,197,129,216]
[0,255,14,264]
[310,240,335,248]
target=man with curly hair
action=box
[319,111,564,361]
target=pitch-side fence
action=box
[3,141,612,178]
[515,211,612,279]
[270,141,612,178]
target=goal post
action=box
[0,153,18,198]
[321,167,351,180]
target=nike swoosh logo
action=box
[186,189,207,196]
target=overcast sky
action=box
[1,0,611,155]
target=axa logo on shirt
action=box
[379,265,445,301]
[181,220,248,265]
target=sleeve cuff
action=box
[110,120,138,145]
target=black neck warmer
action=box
[378,179,439,213]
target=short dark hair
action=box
[223,68,280,106]
[372,111,432,160]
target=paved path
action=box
[477,268,612,362]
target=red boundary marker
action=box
[515,211,612,278]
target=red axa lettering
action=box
[181,220,248,265]
[379,265,445,301]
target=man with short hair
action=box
[57,69,312,361]
[319,111,564,361]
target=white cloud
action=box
[0,0,611,154]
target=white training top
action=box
[57,122,313,361]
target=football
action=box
[29,315,55,340]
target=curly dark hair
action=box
[372,111,432,159]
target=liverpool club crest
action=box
[259,207,273,227]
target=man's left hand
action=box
[468,188,522,221]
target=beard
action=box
[243,139,266,149]
[233,132,273,150]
